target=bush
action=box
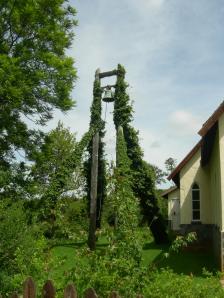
[143,269,223,298]
[0,199,50,294]
[53,197,88,241]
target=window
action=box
[192,183,200,221]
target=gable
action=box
[169,101,224,184]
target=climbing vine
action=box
[114,64,168,244]
[85,78,106,228]
[107,125,142,264]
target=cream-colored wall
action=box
[179,148,211,224]
[209,128,222,229]
[168,189,180,220]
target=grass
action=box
[142,241,217,276]
[50,235,218,280]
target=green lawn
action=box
[50,238,218,279]
[142,241,217,276]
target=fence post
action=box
[64,284,77,298]
[84,288,98,298]
[23,277,36,298]
[42,280,55,298]
[11,292,19,298]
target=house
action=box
[162,101,224,270]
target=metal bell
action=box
[102,87,114,102]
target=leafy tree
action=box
[31,122,83,236]
[0,0,77,187]
[151,164,167,186]
[165,157,177,176]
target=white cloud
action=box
[169,110,202,136]
[43,0,224,178]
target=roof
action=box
[168,141,202,180]
[198,101,224,136]
[169,101,224,182]
[161,186,178,198]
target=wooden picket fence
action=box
[1,277,143,298]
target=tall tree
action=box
[0,0,77,183]
[31,122,85,237]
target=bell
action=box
[102,88,114,102]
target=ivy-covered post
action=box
[88,69,101,250]
[88,132,99,250]
[114,64,168,244]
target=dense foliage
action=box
[0,0,77,197]
[0,199,50,294]
[114,64,168,243]
[85,77,107,228]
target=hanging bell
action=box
[102,87,114,103]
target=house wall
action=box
[179,148,211,225]
[168,189,180,221]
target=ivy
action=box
[109,126,142,264]
[85,77,107,228]
[114,64,168,244]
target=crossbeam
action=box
[99,69,118,79]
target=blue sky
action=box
[49,0,224,177]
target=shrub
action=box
[0,199,50,294]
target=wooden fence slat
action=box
[64,284,77,298]
[109,291,120,298]
[84,288,98,298]
[42,280,56,298]
[23,277,36,298]
[11,292,19,298]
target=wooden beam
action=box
[88,132,99,250]
[88,68,101,250]
[99,69,117,79]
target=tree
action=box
[31,122,83,236]
[0,0,77,181]
[151,164,167,186]
[165,157,177,176]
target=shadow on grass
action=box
[143,241,217,277]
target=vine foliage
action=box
[113,64,168,244]
[85,78,106,228]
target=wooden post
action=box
[88,68,101,250]
[64,284,77,298]
[88,132,100,250]
[42,280,55,298]
[23,277,36,298]
[84,288,98,298]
